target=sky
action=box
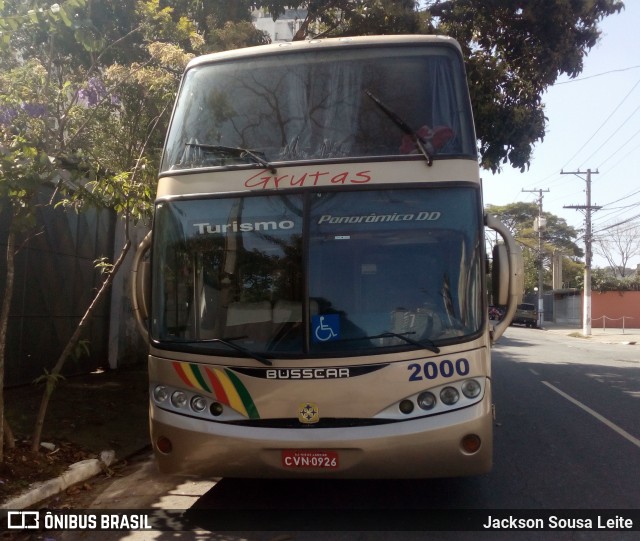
[482,2,640,269]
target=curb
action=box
[1,450,116,510]
[543,327,639,345]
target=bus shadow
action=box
[184,476,489,531]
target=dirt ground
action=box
[1,365,149,503]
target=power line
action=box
[598,187,640,209]
[593,213,640,234]
[561,77,640,170]
[555,65,640,84]
[595,123,640,169]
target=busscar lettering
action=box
[266,368,350,379]
[244,169,371,189]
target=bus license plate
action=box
[282,450,339,469]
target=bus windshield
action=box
[161,44,475,171]
[151,187,483,357]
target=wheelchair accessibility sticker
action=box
[312,314,340,342]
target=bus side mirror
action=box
[131,231,152,338]
[485,214,523,342]
[492,242,509,306]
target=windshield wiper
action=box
[173,337,273,366]
[184,142,277,174]
[377,331,440,354]
[343,331,440,354]
[364,89,433,166]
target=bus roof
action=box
[185,34,463,70]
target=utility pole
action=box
[563,169,601,336]
[523,188,549,327]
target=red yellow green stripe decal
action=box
[204,367,229,405]
[224,368,260,420]
[171,361,259,419]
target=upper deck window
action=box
[161,44,476,172]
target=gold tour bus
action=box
[131,35,522,478]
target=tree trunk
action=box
[0,227,16,462]
[4,417,15,449]
[30,240,132,452]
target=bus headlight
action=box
[171,391,188,408]
[153,385,169,403]
[461,379,482,398]
[417,391,437,410]
[190,395,208,412]
[376,377,487,421]
[440,386,459,405]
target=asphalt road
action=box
[12,326,640,540]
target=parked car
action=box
[512,303,538,328]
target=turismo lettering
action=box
[245,169,372,189]
[193,219,295,235]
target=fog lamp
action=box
[156,436,172,454]
[461,434,482,454]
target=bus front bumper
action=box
[149,393,493,479]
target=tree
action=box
[0,1,87,460]
[261,0,624,173]
[593,221,640,278]
[0,0,186,454]
[0,136,53,462]
[486,202,583,294]
[1,0,276,456]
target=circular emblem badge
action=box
[298,402,319,424]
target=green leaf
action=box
[74,25,105,52]
[59,6,73,27]
[27,10,39,24]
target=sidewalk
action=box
[541,321,640,345]
[2,365,150,508]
